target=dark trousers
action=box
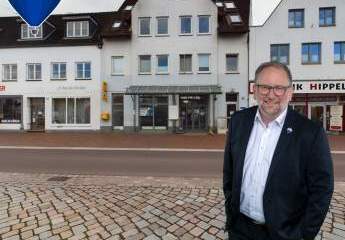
[229,213,271,240]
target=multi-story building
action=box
[101,0,250,133]
[0,11,128,131]
[250,0,345,132]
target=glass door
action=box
[112,94,124,129]
[309,105,326,128]
[30,98,45,131]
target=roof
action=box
[212,0,250,34]
[0,11,131,49]
[125,85,222,95]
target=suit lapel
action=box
[264,107,295,191]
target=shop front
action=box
[179,95,208,131]
[0,95,22,130]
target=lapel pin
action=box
[287,128,293,134]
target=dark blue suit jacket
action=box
[223,106,334,240]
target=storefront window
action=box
[0,96,21,124]
[139,96,168,129]
[52,98,90,124]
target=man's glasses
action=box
[255,84,291,96]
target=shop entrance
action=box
[30,98,45,131]
[179,95,208,131]
[139,96,168,130]
[309,104,326,129]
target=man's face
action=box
[253,66,293,120]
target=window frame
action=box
[51,62,67,80]
[288,9,305,28]
[26,63,42,81]
[301,42,322,64]
[66,21,90,38]
[179,54,193,74]
[52,97,91,125]
[156,55,169,74]
[75,62,91,80]
[197,54,211,73]
[156,16,169,36]
[21,24,43,39]
[180,16,193,35]
[334,41,345,63]
[111,56,125,76]
[138,17,151,37]
[2,64,18,82]
[225,54,239,73]
[270,44,290,65]
[198,15,211,34]
[319,7,336,27]
[138,55,152,74]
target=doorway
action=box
[179,95,208,131]
[30,98,45,131]
[309,104,326,129]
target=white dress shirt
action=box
[240,108,288,223]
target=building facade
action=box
[250,0,345,132]
[101,0,250,133]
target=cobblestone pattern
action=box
[0,173,343,240]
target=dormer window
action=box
[215,2,223,7]
[125,5,133,11]
[66,21,89,38]
[225,2,236,9]
[112,21,121,28]
[229,14,242,24]
[21,24,42,39]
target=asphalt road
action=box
[0,149,344,180]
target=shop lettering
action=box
[293,84,303,90]
[0,85,5,91]
[309,83,345,91]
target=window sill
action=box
[288,26,304,29]
[2,80,17,82]
[156,34,169,37]
[179,33,193,36]
[51,78,67,81]
[26,79,42,81]
[301,62,321,65]
[75,78,92,80]
[138,35,152,37]
[156,72,169,75]
[197,33,211,36]
[18,38,43,41]
[319,24,336,27]
[334,61,345,64]
[111,73,125,76]
[179,72,193,75]
[197,71,211,74]
[138,73,152,75]
[64,36,91,39]
[225,71,240,74]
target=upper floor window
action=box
[51,63,67,80]
[319,7,336,26]
[302,43,321,64]
[27,63,42,81]
[139,55,151,74]
[156,17,168,35]
[288,9,304,28]
[2,64,17,81]
[139,17,151,36]
[156,55,169,74]
[198,54,210,72]
[334,42,345,63]
[270,44,289,65]
[198,15,210,34]
[180,54,192,73]
[111,56,124,75]
[180,16,192,35]
[21,24,42,39]
[75,62,91,79]
[226,54,239,72]
[66,21,89,38]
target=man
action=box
[223,62,334,240]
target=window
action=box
[288,9,304,28]
[229,14,242,24]
[21,24,42,39]
[319,7,336,26]
[75,62,91,79]
[334,42,345,63]
[302,43,321,64]
[226,54,238,72]
[139,17,151,36]
[198,16,210,34]
[52,98,90,124]
[198,54,210,72]
[157,17,168,35]
[156,55,168,74]
[111,56,124,75]
[270,44,289,64]
[0,97,22,124]
[180,16,192,34]
[51,63,66,80]
[66,21,89,37]
[180,54,192,73]
[2,64,17,81]
[139,55,151,74]
[27,63,41,81]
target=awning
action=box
[125,85,222,95]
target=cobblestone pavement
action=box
[0,173,344,240]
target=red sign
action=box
[0,85,5,91]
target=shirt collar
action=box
[255,107,288,128]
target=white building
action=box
[101,0,250,133]
[250,0,345,132]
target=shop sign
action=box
[330,105,343,117]
[0,85,5,91]
[180,96,201,100]
[168,105,179,120]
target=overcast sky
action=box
[0,0,282,26]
